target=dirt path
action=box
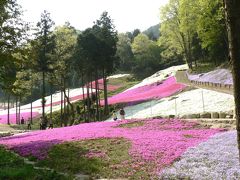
[0,124,27,137]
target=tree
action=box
[34,10,55,124]
[159,0,196,69]
[132,33,162,78]
[116,33,134,72]
[93,11,118,115]
[75,28,104,121]
[196,0,228,64]
[52,23,77,125]
[223,0,240,160]
[0,0,27,107]
[143,24,160,41]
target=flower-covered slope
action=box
[0,119,222,171]
[160,130,240,179]
[104,76,186,105]
[110,88,234,120]
[187,69,233,85]
[0,74,129,124]
[0,112,40,124]
[127,64,188,90]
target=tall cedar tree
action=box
[34,10,55,123]
[93,12,118,115]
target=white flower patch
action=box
[126,64,188,91]
[107,74,130,79]
[106,88,234,121]
[159,131,240,180]
[0,87,96,116]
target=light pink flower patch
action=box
[86,78,121,91]
[101,76,186,105]
[84,150,107,159]
[0,119,223,171]
[0,112,40,124]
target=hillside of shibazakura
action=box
[0,64,239,179]
[0,119,224,178]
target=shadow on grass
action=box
[0,146,66,180]
[36,138,152,179]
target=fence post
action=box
[201,90,205,112]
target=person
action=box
[20,117,25,124]
[27,118,31,130]
[40,117,43,130]
[48,118,53,129]
[119,108,125,120]
[112,110,118,121]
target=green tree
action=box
[0,0,27,92]
[52,22,77,125]
[93,11,118,115]
[132,33,162,78]
[34,10,55,124]
[116,33,134,72]
[196,0,228,63]
[159,0,196,69]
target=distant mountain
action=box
[143,24,160,41]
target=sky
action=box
[17,0,169,33]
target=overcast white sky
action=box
[17,0,169,33]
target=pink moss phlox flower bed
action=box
[0,119,222,171]
[0,112,40,124]
[102,76,186,105]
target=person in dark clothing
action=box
[27,118,31,130]
[119,108,125,120]
[21,117,25,124]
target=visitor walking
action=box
[48,118,53,129]
[112,110,118,121]
[119,108,125,120]
[40,117,43,130]
[20,117,25,124]
[27,118,31,130]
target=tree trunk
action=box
[31,82,33,124]
[102,68,109,115]
[60,89,63,127]
[63,88,74,125]
[18,96,21,124]
[15,97,18,124]
[90,74,93,95]
[97,78,101,121]
[95,70,99,121]
[223,0,240,160]
[81,74,86,122]
[7,94,10,125]
[86,81,90,122]
[50,84,53,126]
[42,71,46,120]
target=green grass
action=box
[190,62,216,74]
[118,120,145,128]
[36,138,156,179]
[0,146,67,180]
[102,75,140,98]
[10,122,40,131]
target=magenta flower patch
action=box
[102,76,186,105]
[0,119,222,171]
